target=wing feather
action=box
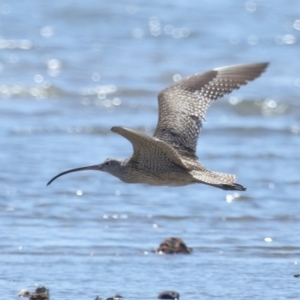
[154,62,269,159]
[111,126,188,170]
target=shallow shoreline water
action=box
[1,1,300,299]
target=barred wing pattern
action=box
[154,62,269,159]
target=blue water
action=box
[1,0,300,299]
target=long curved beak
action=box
[47,164,101,186]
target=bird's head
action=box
[98,158,124,176]
[47,158,123,186]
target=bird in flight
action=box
[47,62,268,190]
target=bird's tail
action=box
[191,169,246,191]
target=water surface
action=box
[1,1,300,299]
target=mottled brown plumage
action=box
[47,62,269,190]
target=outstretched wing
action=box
[111,126,188,170]
[154,62,269,159]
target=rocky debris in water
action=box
[18,286,49,300]
[16,287,180,300]
[157,290,180,299]
[155,237,192,254]
[106,295,123,300]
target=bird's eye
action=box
[105,162,110,166]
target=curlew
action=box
[47,62,268,190]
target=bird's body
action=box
[99,140,238,190]
[106,159,191,187]
[47,62,269,190]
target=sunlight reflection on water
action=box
[1,1,300,299]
